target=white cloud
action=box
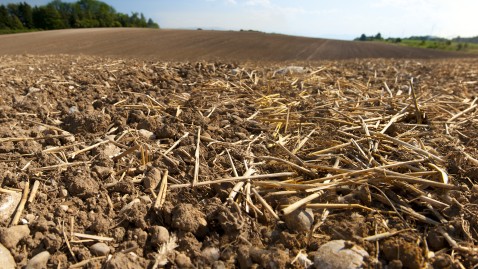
[245,0,271,6]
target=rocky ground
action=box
[0,54,477,268]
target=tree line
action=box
[0,0,159,32]
[356,33,478,45]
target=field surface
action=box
[0,29,477,269]
[0,28,472,61]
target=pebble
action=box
[143,168,162,190]
[175,252,192,268]
[283,208,314,232]
[138,129,156,140]
[0,192,22,226]
[0,225,30,249]
[202,247,220,262]
[0,243,15,269]
[314,240,369,269]
[59,188,68,198]
[26,251,50,269]
[150,226,169,245]
[90,242,111,256]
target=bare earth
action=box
[0,28,470,61]
[0,29,477,269]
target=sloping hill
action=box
[0,28,470,61]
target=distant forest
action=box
[0,0,159,32]
[355,33,478,53]
[356,33,478,44]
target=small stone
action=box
[26,251,50,269]
[283,208,314,232]
[90,242,111,256]
[150,226,169,246]
[175,252,192,268]
[138,129,155,140]
[0,243,15,269]
[0,225,30,249]
[314,240,369,269]
[0,192,22,226]
[143,168,162,190]
[59,188,68,198]
[59,205,69,212]
[202,247,220,262]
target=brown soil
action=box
[0,31,477,268]
[0,28,472,61]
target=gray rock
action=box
[283,208,314,232]
[0,225,30,249]
[26,251,50,269]
[0,243,15,269]
[0,192,22,226]
[314,240,369,269]
[90,242,111,256]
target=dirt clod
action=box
[149,225,169,246]
[175,252,193,268]
[0,225,30,249]
[172,204,207,235]
[382,238,423,269]
[105,253,147,269]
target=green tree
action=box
[0,5,9,29]
[1,0,160,32]
[374,32,382,40]
[147,18,159,28]
[18,2,34,28]
[33,5,65,29]
[358,33,367,41]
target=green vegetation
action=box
[0,0,159,33]
[355,33,478,53]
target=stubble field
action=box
[0,29,477,269]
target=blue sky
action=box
[1,0,477,40]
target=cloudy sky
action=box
[1,0,477,40]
